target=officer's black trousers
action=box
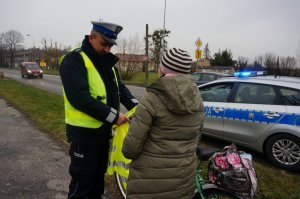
[67,141,110,199]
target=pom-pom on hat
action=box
[161,48,192,74]
[91,21,123,45]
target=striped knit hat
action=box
[161,48,192,74]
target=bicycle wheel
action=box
[194,187,242,199]
[114,172,126,198]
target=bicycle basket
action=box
[207,143,258,199]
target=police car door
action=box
[278,87,300,132]
[199,82,234,138]
[223,83,286,144]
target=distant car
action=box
[191,72,232,85]
[198,72,300,171]
[20,62,43,78]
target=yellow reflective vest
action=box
[62,49,119,128]
[107,106,137,189]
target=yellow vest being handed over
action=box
[107,106,137,189]
[63,50,119,128]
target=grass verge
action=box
[0,78,67,145]
[122,72,158,86]
[0,77,299,199]
[42,68,60,75]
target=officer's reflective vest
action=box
[107,106,137,189]
[62,49,119,128]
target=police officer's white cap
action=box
[91,21,123,45]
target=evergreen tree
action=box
[148,29,170,71]
[210,49,234,66]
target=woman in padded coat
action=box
[122,48,205,199]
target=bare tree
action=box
[41,37,51,68]
[0,33,5,66]
[280,56,297,76]
[264,53,277,74]
[254,55,263,66]
[53,41,61,70]
[117,37,127,55]
[203,43,210,59]
[128,33,143,55]
[2,30,24,67]
[41,38,48,51]
[236,56,249,72]
[41,37,63,69]
[116,34,144,79]
[296,40,300,67]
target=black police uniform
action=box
[59,36,138,199]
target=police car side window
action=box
[199,83,233,102]
[279,88,300,106]
[235,83,276,104]
[234,84,253,103]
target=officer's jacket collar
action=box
[81,35,118,67]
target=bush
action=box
[118,70,137,80]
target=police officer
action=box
[59,20,138,199]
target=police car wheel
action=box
[265,134,300,171]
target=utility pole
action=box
[162,0,167,55]
[145,24,149,85]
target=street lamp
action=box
[27,33,35,62]
[26,33,35,49]
[161,0,167,61]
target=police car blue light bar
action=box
[234,71,251,77]
[233,71,267,77]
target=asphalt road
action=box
[1,68,62,95]
[1,68,146,101]
[0,98,70,198]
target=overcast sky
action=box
[1,0,300,63]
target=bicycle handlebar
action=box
[196,146,219,161]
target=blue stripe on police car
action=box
[204,106,300,126]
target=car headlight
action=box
[40,70,43,73]
[28,70,32,73]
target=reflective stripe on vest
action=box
[63,50,119,128]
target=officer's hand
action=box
[116,112,130,126]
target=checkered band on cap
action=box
[161,48,192,74]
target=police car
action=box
[191,72,232,85]
[198,71,300,171]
